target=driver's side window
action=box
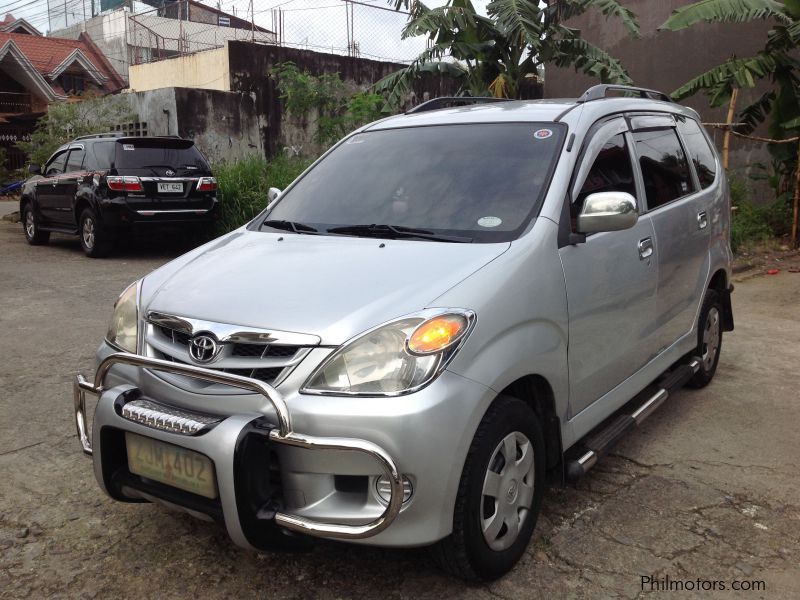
[572,133,637,230]
[45,151,68,177]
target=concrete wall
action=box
[543,0,773,179]
[118,86,261,164]
[128,46,229,91]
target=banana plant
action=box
[660,0,800,166]
[376,0,640,109]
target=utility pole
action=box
[47,0,52,33]
[250,0,255,42]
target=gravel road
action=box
[1,201,798,599]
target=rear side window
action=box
[676,117,717,189]
[574,133,636,222]
[92,141,115,170]
[65,148,85,172]
[633,129,694,210]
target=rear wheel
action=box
[22,203,50,245]
[432,395,546,581]
[688,289,722,388]
[79,208,112,258]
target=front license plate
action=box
[125,432,217,499]
[157,182,183,193]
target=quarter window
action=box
[573,133,636,225]
[676,117,717,189]
[633,128,694,210]
[65,149,86,172]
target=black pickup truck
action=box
[20,133,219,257]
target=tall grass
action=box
[729,176,792,252]
[215,154,311,233]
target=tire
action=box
[688,289,723,388]
[431,395,546,581]
[79,208,112,258]
[22,203,50,245]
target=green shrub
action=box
[729,175,793,251]
[215,154,310,233]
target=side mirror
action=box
[267,187,281,203]
[28,163,41,175]
[577,192,638,234]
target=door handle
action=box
[638,237,653,260]
[697,211,708,230]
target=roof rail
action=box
[73,132,126,141]
[406,96,511,114]
[577,84,672,104]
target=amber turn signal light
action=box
[407,314,469,355]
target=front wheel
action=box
[22,203,50,245]
[688,289,722,388]
[432,395,546,581]
[79,208,112,258]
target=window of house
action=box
[45,151,68,176]
[676,117,717,189]
[59,73,86,94]
[633,128,695,210]
[65,148,86,172]
[573,133,637,225]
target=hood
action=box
[142,229,509,345]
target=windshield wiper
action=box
[326,224,472,243]
[261,219,320,234]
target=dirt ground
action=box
[1,200,798,599]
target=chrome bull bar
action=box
[73,352,404,540]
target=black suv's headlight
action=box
[301,310,475,396]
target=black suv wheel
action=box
[79,208,112,258]
[22,203,50,245]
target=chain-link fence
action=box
[123,0,424,66]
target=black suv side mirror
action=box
[28,163,41,175]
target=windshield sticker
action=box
[477,216,502,228]
[533,128,553,140]
[122,144,135,151]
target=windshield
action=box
[261,123,565,243]
[111,139,210,176]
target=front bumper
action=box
[74,353,404,547]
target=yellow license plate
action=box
[126,432,218,499]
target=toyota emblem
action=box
[188,334,219,363]
[165,169,175,176]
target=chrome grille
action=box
[145,315,318,387]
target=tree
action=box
[660,0,800,170]
[377,0,640,108]
[17,93,136,167]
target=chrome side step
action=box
[566,358,701,482]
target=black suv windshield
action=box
[261,123,565,243]
[100,139,210,176]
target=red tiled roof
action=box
[0,31,124,93]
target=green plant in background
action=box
[660,0,800,194]
[271,62,384,146]
[378,0,640,108]
[214,153,311,233]
[16,94,136,167]
[729,174,792,251]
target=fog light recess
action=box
[376,475,413,504]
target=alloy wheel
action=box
[82,216,95,250]
[702,306,720,371]
[480,431,535,551]
[25,209,36,239]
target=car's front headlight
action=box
[106,281,140,353]
[301,310,475,396]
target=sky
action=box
[0,0,491,64]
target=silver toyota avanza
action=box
[73,85,734,580]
